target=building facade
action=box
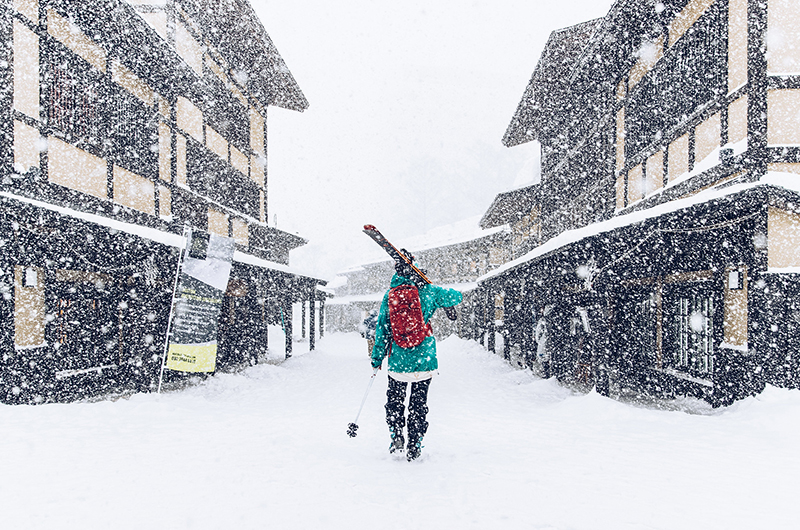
[1,0,324,403]
[483,0,800,406]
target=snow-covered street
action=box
[1,332,798,529]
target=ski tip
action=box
[363,224,376,231]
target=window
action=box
[668,133,690,182]
[208,208,229,237]
[205,124,228,160]
[627,164,643,204]
[48,60,102,143]
[250,107,265,155]
[108,86,158,176]
[231,218,248,245]
[671,293,715,374]
[14,0,38,23]
[111,59,154,107]
[138,11,168,42]
[767,207,800,269]
[176,134,187,186]
[728,0,747,91]
[615,290,658,367]
[231,145,248,176]
[728,96,748,145]
[626,5,724,160]
[159,185,172,218]
[14,264,45,348]
[176,96,203,142]
[615,108,625,172]
[645,151,664,195]
[251,155,265,187]
[695,113,720,166]
[158,123,171,182]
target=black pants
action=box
[385,377,430,445]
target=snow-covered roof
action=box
[233,249,322,279]
[480,184,539,229]
[440,282,479,293]
[326,292,385,305]
[1,191,185,247]
[0,191,321,280]
[338,264,368,275]
[396,215,508,253]
[342,216,509,272]
[327,281,479,306]
[324,275,348,290]
[502,18,602,147]
[179,0,308,112]
[478,173,800,283]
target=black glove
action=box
[371,358,382,369]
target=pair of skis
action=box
[362,225,457,321]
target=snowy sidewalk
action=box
[1,332,799,529]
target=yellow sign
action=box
[166,343,218,373]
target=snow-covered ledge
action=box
[479,173,800,283]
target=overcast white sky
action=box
[250,0,613,280]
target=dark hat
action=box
[399,248,414,263]
[395,248,415,277]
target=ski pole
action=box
[347,367,380,438]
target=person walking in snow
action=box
[371,252,462,461]
[535,305,552,379]
[359,309,378,356]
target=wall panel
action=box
[113,165,154,215]
[767,0,800,74]
[48,137,107,200]
[767,89,800,145]
[14,265,44,348]
[13,20,39,119]
[768,207,800,268]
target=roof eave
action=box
[502,18,605,148]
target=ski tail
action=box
[363,225,457,321]
[362,225,432,285]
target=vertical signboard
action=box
[165,231,235,373]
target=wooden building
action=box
[481,184,543,260]
[482,0,800,406]
[0,0,325,403]
[326,216,510,340]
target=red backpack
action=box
[387,285,432,349]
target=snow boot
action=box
[390,437,405,454]
[406,438,422,461]
[389,425,405,454]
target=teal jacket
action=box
[371,274,463,373]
